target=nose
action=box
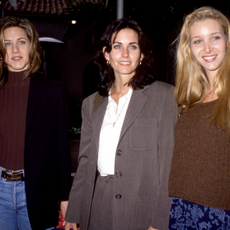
[12,44,19,53]
[204,42,211,53]
[122,47,129,57]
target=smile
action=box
[118,62,131,65]
[12,56,22,60]
[202,55,217,61]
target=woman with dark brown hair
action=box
[0,16,71,230]
[65,18,177,230]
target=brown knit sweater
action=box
[0,71,30,170]
[168,99,230,210]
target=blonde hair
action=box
[0,16,41,88]
[175,6,230,132]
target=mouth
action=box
[202,55,217,62]
[12,56,22,61]
[118,62,131,65]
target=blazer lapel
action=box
[92,94,108,152]
[119,86,149,142]
[25,75,43,140]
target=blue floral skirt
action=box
[168,197,230,230]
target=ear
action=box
[140,53,144,61]
[102,46,110,62]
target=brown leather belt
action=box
[1,170,25,182]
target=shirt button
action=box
[117,149,122,156]
[116,171,122,177]
[115,194,122,199]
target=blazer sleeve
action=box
[65,97,93,223]
[151,86,178,230]
[56,85,72,201]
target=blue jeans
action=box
[0,167,55,230]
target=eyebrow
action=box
[4,37,28,41]
[113,41,138,44]
[191,32,223,40]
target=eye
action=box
[113,45,121,49]
[130,45,137,50]
[5,42,10,46]
[213,36,221,41]
[19,40,26,45]
[194,40,201,44]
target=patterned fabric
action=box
[168,197,230,230]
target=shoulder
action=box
[144,81,174,98]
[149,80,174,91]
[82,91,99,107]
[31,72,64,94]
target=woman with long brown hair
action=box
[0,16,71,230]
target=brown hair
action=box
[0,16,42,88]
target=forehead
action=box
[189,19,224,36]
[4,26,27,39]
[111,28,139,43]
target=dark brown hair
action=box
[94,18,155,96]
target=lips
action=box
[202,55,217,62]
[12,56,22,61]
[118,61,131,65]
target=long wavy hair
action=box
[0,16,42,88]
[94,18,155,96]
[175,6,230,132]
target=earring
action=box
[139,60,142,65]
[106,60,110,65]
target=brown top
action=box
[168,99,230,210]
[0,71,30,170]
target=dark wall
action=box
[31,18,93,101]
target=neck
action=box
[112,83,130,96]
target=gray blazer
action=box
[65,81,177,230]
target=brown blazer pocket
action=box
[129,117,157,150]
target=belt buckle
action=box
[1,170,24,182]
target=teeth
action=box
[119,62,131,64]
[13,57,21,60]
[203,55,217,60]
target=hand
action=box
[148,227,160,230]
[64,222,78,230]
[60,201,68,226]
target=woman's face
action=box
[104,28,143,80]
[4,26,30,72]
[190,19,228,79]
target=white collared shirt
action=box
[97,88,133,176]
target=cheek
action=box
[191,47,201,61]
[25,48,30,60]
[4,51,10,63]
[109,53,118,62]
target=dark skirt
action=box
[168,197,230,230]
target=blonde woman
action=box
[168,6,230,229]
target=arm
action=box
[65,98,93,223]
[150,86,178,230]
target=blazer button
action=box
[115,194,122,199]
[117,149,122,156]
[116,171,122,177]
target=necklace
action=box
[206,90,213,97]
